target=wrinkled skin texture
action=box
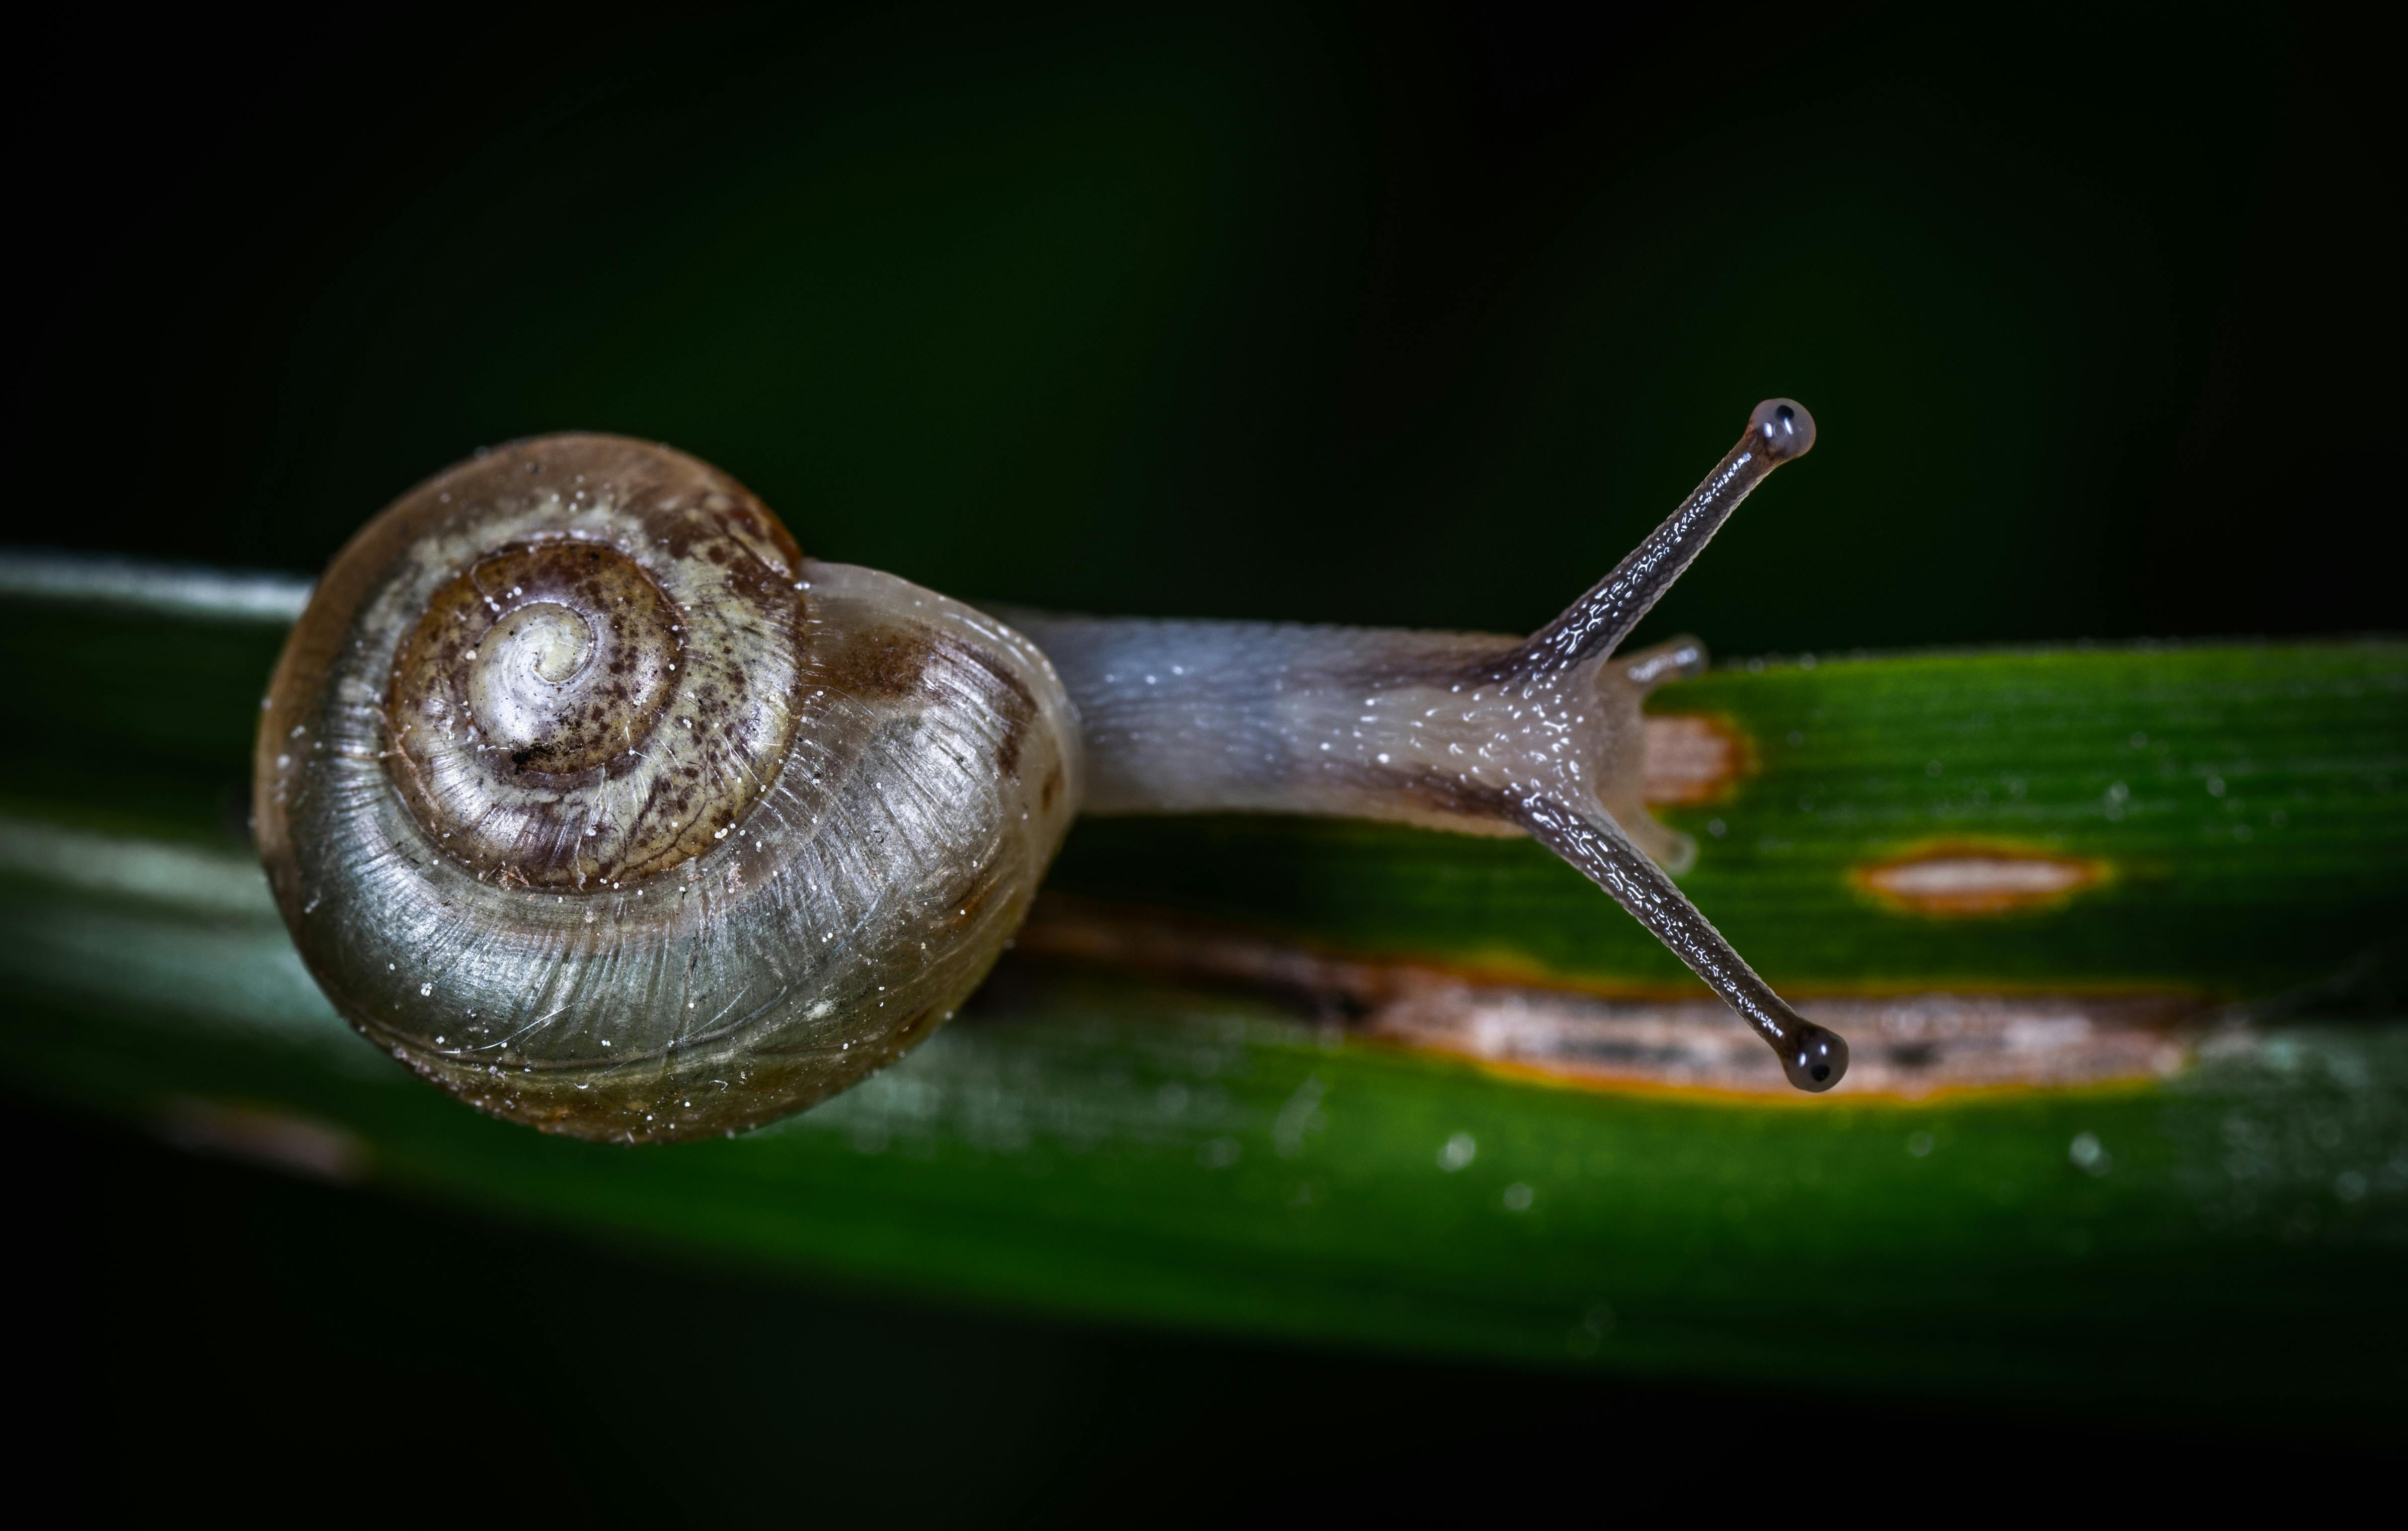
[1012,618,1704,872]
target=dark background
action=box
[9,1,2396,1512]
[6,2,2395,650]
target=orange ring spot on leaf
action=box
[1853,840,2109,919]
[1640,713,1750,805]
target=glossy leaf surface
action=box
[2,588,2403,1422]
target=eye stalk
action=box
[1494,397,1844,1091]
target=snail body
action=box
[258,402,1846,1144]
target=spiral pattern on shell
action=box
[255,435,1080,1143]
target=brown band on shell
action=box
[387,541,683,884]
[358,437,807,891]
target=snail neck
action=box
[1008,615,1526,832]
[1004,613,1689,869]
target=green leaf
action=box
[2,578,2404,1423]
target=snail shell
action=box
[254,434,1079,1144]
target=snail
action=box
[255,399,1847,1144]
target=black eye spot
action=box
[1747,397,1816,461]
[1781,1019,1848,1092]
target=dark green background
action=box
[10,3,2390,651]
[9,2,2394,1511]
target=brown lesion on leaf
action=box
[1853,840,2110,918]
[1006,895,2202,1099]
[1373,987,2196,1101]
[1639,713,1750,805]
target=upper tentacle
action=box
[1487,399,1814,684]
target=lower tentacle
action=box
[1516,792,1848,1092]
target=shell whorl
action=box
[256,435,1081,1143]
